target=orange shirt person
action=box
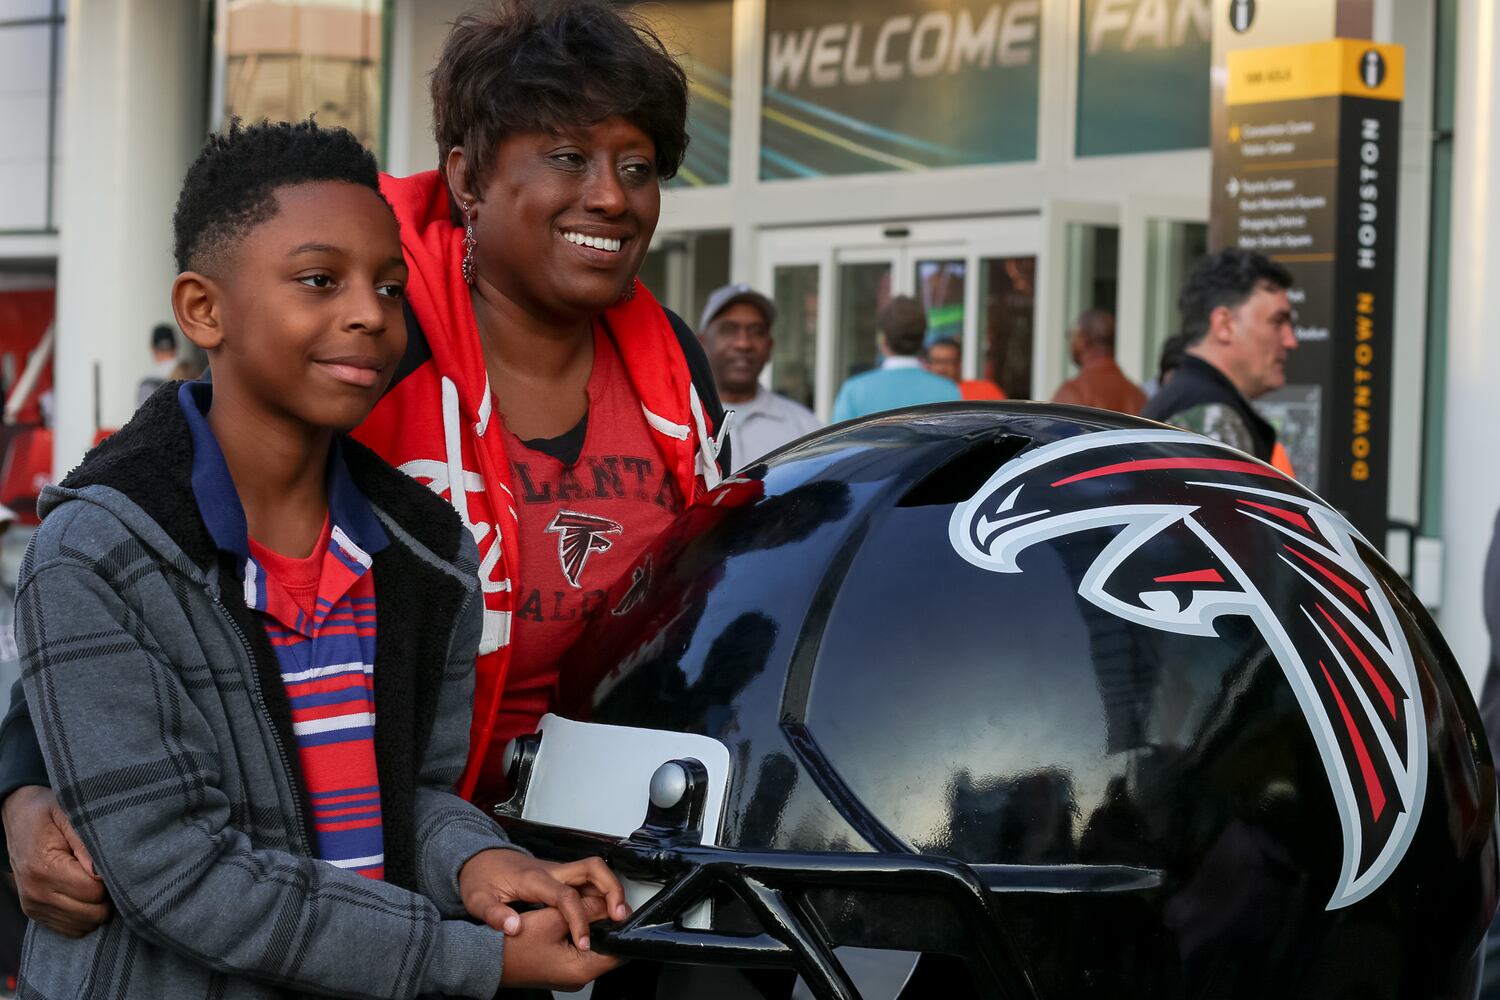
[922,336,1007,401]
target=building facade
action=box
[2,0,1497,690]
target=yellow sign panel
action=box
[1227,39,1404,106]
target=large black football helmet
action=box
[496,404,1496,1000]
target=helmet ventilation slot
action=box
[896,435,1030,507]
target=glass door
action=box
[768,263,820,411]
[1040,201,1121,399]
[833,250,897,394]
[977,256,1038,400]
[1119,194,1210,389]
[758,216,1040,419]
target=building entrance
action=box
[755,216,1040,418]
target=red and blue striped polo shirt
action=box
[179,381,388,879]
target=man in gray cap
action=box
[699,282,821,470]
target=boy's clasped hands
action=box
[458,848,629,989]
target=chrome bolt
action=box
[649,761,690,809]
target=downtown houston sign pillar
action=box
[1209,40,1403,542]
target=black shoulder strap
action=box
[665,307,731,475]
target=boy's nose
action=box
[345,285,386,334]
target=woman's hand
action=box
[499,896,623,990]
[2,785,111,937]
[458,849,629,950]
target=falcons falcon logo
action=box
[950,429,1426,910]
[546,510,623,588]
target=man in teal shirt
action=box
[832,296,961,421]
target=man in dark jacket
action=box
[1141,249,1297,463]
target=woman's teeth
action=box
[562,232,622,253]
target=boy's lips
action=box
[314,356,384,389]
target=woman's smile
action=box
[559,230,625,254]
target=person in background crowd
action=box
[1146,331,1190,397]
[1145,328,1295,476]
[134,323,179,407]
[698,282,820,471]
[1141,248,1297,465]
[922,336,1006,401]
[831,295,960,421]
[0,1,725,967]
[1051,309,1146,414]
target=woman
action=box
[0,0,727,973]
[357,1,727,805]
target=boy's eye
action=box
[298,274,334,289]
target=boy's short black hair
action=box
[172,118,383,274]
[431,0,689,195]
[1177,248,1293,346]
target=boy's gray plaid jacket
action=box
[14,387,513,998]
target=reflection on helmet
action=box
[499,403,1497,1000]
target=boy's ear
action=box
[172,272,223,352]
[444,147,479,209]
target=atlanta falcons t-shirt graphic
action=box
[950,429,1425,910]
[546,510,624,588]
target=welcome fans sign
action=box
[1076,0,1212,156]
[760,0,1041,178]
[623,0,734,187]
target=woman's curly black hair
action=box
[172,118,383,274]
[431,0,690,193]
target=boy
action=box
[15,120,623,997]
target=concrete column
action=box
[52,0,207,473]
[387,0,465,177]
[1440,0,1500,690]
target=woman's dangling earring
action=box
[461,203,478,286]
[619,275,637,303]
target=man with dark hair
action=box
[1051,309,1145,414]
[831,295,959,421]
[922,337,1006,401]
[1141,248,1297,463]
[698,282,819,470]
